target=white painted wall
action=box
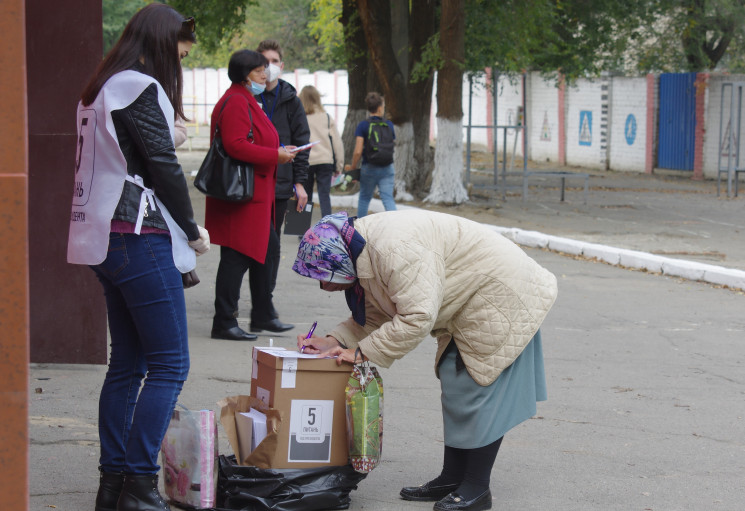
[702,74,745,180]
[183,67,745,177]
[565,79,605,168]
[528,73,560,163]
[462,73,491,148]
[609,77,648,172]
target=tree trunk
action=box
[357,0,414,198]
[356,0,408,123]
[341,0,370,163]
[406,0,438,197]
[426,0,468,204]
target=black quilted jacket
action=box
[110,82,199,241]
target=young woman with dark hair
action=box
[67,4,208,510]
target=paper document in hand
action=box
[241,408,268,451]
[288,140,320,153]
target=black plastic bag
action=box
[210,455,367,511]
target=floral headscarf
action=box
[293,212,359,284]
[293,212,368,325]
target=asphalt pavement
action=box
[28,148,745,510]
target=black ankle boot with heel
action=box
[94,470,124,511]
[117,474,170,511]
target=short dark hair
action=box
[227,50,268,84]
[256,39,283,61]
[365,92,384,114]
[81,3,195,120]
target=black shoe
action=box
[400,481,460,501]
[117,474,170,511]
[211,326,258,341]
[250,318,294,333]
[94,470,123,511]
[433,489,492,511]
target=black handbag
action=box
[194,95,255,202]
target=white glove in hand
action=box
[188,225,210,255]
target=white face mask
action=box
[267,63,281,83]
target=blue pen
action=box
[300,321,317,352]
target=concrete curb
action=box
[330,193,745,292]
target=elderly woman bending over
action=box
[293,210,557,511]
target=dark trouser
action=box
[213,229,279,329]
[307,163,334,218]
[268,198,290,310]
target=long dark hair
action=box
[81,3,195,119]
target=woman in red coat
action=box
[205,50,296,340]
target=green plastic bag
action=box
[345,353,383,473]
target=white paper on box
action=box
[253,346,288,380]
[281,358,297,388]
[255,386,270,405]
[288,400,334,463]
[241,409,267,451]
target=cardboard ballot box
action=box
[251,347,352,468]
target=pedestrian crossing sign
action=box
[579,110,592,146]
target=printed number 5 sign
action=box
[288,400,334,462]
[73,110,97,206]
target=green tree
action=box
[168,0,342,70]
[634,0,745,72]
[308,0,346,69]
[102,0,147,55]
[165,0,258,54]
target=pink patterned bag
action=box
[161,406,218,509]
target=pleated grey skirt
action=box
[439,330,547,449]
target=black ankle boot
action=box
[95,470,124,511]
[117,474,170,511]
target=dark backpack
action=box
[364,120,394,166]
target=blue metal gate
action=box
[658,73,697,170]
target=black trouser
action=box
[269,197,290,303]
[307,163,334,218]
[212,229,279,330]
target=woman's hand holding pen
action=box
[296,333,336,354]
[296,333,363,365]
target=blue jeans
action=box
[91,233,189,475]
[357,162,397,217]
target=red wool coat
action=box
[204,84,279,263]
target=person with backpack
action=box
[345,92,397,217]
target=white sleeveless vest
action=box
[67,70,195,273]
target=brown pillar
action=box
[0,1,29,508]
[26,0,107,363]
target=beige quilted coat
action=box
[328,210,558,386]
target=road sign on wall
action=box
[625,114,637,145]
[579,110,592,146]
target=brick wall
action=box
[185,68,745,178]
[700,74,745,181]
[528,73,561,163]
[609,76,648,172]
[565,79,605,167]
